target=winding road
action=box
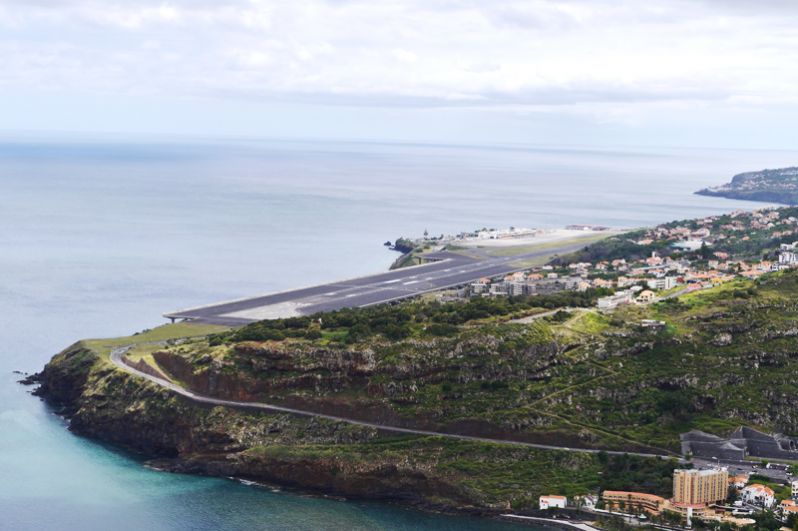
[110,346,679,461]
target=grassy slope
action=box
[148,270,798,457]
[81,322,229,368]
[49,321,681,511]
[242,436,681,507]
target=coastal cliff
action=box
[34,340,660,514]
[33,317,682,514]
[33,267,798,515]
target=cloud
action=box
[1,0,798,118]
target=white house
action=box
[575,495,598,509]
[647,276,679,291]
[597,289,635,310]
[672,239,705,252]
[791,479,798,499]
[539,495,567,509]
[729,473,750,489]
[741,484,775,508]
[779,250,798,268]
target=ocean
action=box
[1,137,796,530]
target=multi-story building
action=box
[779,249,798,268]
[741,484,775,508]
[602,491,666,514]
[673,468,729,506]
[647,276,679,291]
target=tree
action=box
[753,510,782,531]
[700,241,712,259]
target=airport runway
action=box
[164,240,595,325]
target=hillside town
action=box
[433,207,798,311]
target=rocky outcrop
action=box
[31,343,503,513]
[33,343,98,414]
[152,450,477,510]
[145,334,588,448]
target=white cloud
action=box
[1,0,798,121]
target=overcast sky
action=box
[2,0,798,148]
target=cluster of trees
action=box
[208,288,612,345]
[596,452,681,497]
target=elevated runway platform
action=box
[164,239,600,326]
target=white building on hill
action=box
[740,484,775,508]
[539,495,567,509]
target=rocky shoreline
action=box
[27,343,541,519]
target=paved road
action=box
[110,346,676,460]
[692,457,791,482]
[500,515,600,531]
[164,240,599,325]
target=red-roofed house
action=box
[741,484,775,508]
[539,495,567,509]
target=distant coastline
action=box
[696,166,798,205]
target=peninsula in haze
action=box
[696,167,798,205]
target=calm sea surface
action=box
[1,138,796,530]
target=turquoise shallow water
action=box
[1,138,797,530]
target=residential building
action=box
[741,484,775,508]
[601,491,666,514]
[792,479,798,498]
[575,495,597,509]
[489,283,508,296]
[784,505,798,520]
[779,250,798,267]
[636,290,656,304]
[673,468,729,506]
[646,276,678,291]
[729,473,749,489]
[470,278,489,295]
[525,277,583,296]
[781,499,798,515]
[506,281,525,296]
[597,289,635,310]
[672,239,704,251]
[539,495,567,509]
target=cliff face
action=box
[37,345,670,515]
[147,330,606,449]
[34,341,623,514]
[157,334,561,401]
[35,343,97,413]
[34,343,473,508]
[37,346,216,456]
